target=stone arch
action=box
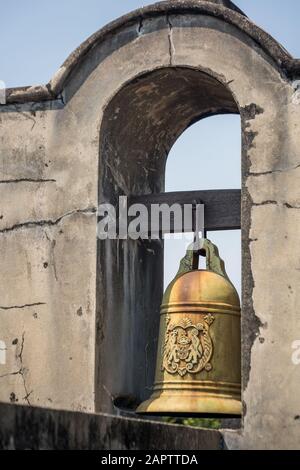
[6,1,298,104]
[96,66,240,413]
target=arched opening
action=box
[96,67,240,414]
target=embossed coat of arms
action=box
[162,315,215,377]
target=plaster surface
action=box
[1,0,300,449]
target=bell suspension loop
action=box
[191,201,205,270]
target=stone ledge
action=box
[0,402,224,450]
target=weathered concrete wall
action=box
[0,0,300,449]
[0,402,223,450]
[0,99,97,412]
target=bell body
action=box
[137,268,241,416]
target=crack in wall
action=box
[0,178,56,184]
[0,303,46,311]
[19,111,36,131]
[45,230,58,281]
[253,201,300,209]
[137,16,143,36]
[167,15,175,66]
[17,333,32,406]
[0,206,97,235]
[0,333,32,405]
[248,163,300,177]
[253,200,278,206]
[0,371,20,379]
[284,203,300,209]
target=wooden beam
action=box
[129,189,241,232]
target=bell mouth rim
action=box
[136,395,242,417]
[136,411,241,419]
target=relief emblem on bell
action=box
[162,315,214,377]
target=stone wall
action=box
[0,0,300,449]
[0,402,223,450]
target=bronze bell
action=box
[137,239,241,416]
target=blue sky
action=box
[1,1,299,293]
[1,0,299,88]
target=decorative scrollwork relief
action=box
[162,315,214,377]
